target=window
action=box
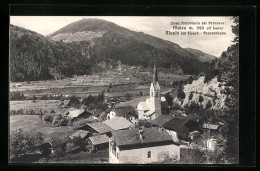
[147,151,151,158]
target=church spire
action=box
[153,63,158,84]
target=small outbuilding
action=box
[86,134,109,152]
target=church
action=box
[137,63,169,121]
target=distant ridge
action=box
[185,47,217,63]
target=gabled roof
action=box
[88,134,109,145]
[67,109,87,118]
[163,118,190,140]
[87,122,113,134]
[103,117,134,130]
[203,123,219,130]
[152,115,174,126]
[113,106,137,117]
[70,130,89,139]
[111,127,176,147]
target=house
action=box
[84,122,114,135]
[107,106,138,124]
[202,123,219,135]
[152,115,200,141]
[79,117,134,137]
[69,130,89,140]
[188,131,201,140]
[86,134,110,152]
[137,63,170,121]
[103,117,134,131]
[15,83,22,87]
[109,127,180,164]
[206,138,217,151]
[65,109,92,122]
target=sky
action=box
[10,16,236,57]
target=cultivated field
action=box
[10,115,77,142]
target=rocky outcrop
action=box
[173,76,233,110]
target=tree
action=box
[165,92,173,107]
[177,85,185,100]
[125,93,132,101]
[199,95,204,103]
[10,129,44,157]
[68,95,80,108]
[205,101,212,109]
[188,92,193,100]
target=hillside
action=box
[9,24,93,82]
[185,48,217,63]
[47,18,210,74]
[10,18,212,82]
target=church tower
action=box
[150,63,161,120]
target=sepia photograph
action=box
[9,16,239,164]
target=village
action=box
[10,63,224,164]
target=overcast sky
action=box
[10,16,236,57]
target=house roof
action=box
[189,131,200,137]
[111,127,176,147]
[67,109,86,118]
[88,134,109,145]
[70,130,89,139]
[203,123,219,130]
[103,117,134,130]
[87,122,113,134]
[152,115,174,126]
[113,106,137,117]
[137,101,149,111]
[163,118,190,140]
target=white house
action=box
[109,127,180,164]
[107,106,138,124]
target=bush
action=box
[43,114,54,123]
[50,136,68,160]
[189,101,200,111]
[10,92,25,100]
[177,86,185,100]
[10,129,44,157]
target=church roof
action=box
[137,101,149,111]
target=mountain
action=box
[47,18,209,74]
[185,47,217,63]
[9,24,93,81]
[10,19,211,82]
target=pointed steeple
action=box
[153,63,159,84]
